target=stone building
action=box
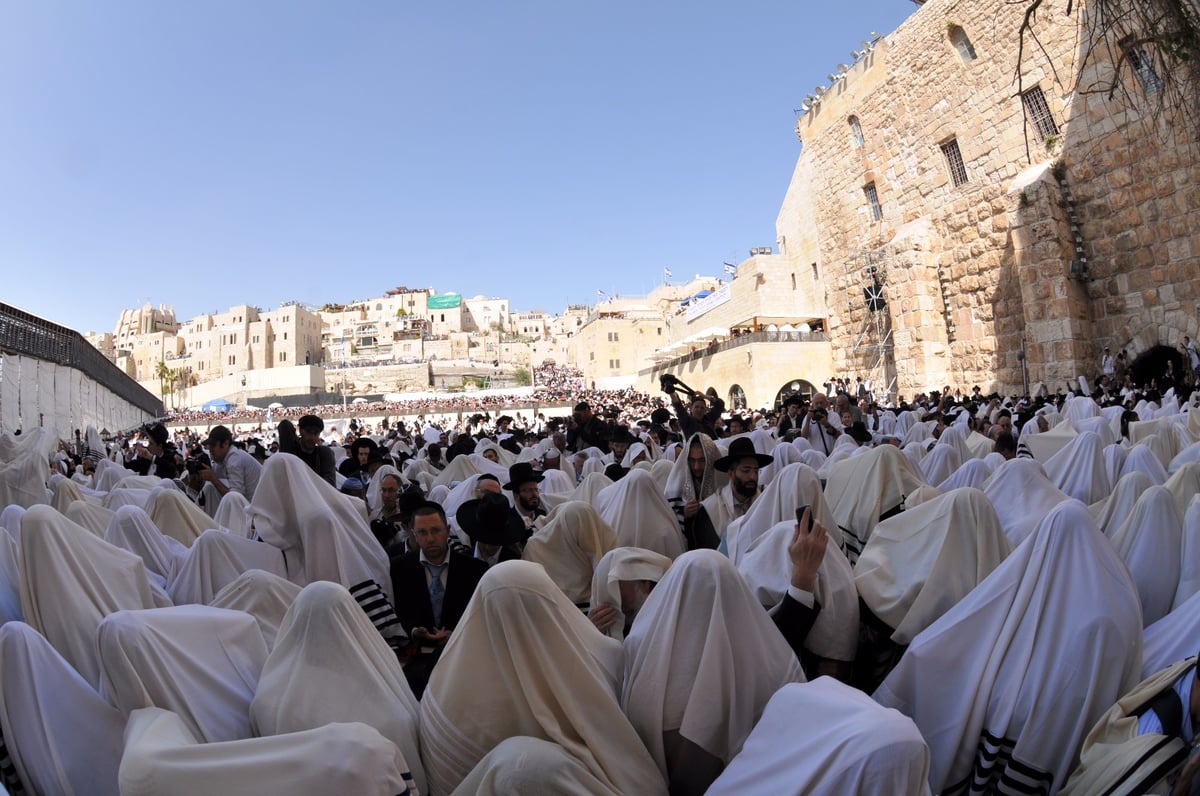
[784,0,1199,398]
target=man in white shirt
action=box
[199,425,261,501]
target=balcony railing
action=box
[640,329,827,376]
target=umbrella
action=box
[267,402,284,409]
[202,398,234,413]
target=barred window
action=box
[1021,86,1060,141]
[1121,37,1164,93]
[863,183,883,221]
[941,139,969,187]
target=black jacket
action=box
[389,550,488,634]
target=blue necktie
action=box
[425,562,447,627]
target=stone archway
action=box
[1130,344,1185,390]
[727,384,747,410]
[773,378,819,408]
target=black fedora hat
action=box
[503,462,544,491]
[456,492,526,546]
[713,437,774,472]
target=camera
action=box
[185,453,210,475]
[659,374,680,394]
[811,409,827,421]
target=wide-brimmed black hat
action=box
[846,421,873,444]
[713,437,774,472]
[503,462,544,491]
[456,492,526,546]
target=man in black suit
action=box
[390,501,488,697]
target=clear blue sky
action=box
[1,1,916,335]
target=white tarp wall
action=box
[0,353,155,438]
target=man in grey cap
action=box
[198,424,262,500]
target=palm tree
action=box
[154,360,171,404]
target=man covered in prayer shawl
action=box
[663,433,725,550]
[698,438,774,542]
[1062,655,1200,795]
[874,500,1143,795]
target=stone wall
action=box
[782,0,1199,397]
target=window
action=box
[948,25,977,62]
[228,356,236,365]
[609,359,620,369]
[1121,37,1164,93]
[848,115,865,147]
[280,352,287,362]
[589,352,595,361]
[607,331,620,342]
[941,139,969,187]
[283,332,288,340]
[863,183,883,221]
[1021,86,1059,141]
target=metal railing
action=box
[0,303,164,417]
[640,328,828,376]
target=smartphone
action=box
[794,504,812,532]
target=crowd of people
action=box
[0,361,1199,794]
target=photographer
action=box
[662,375,724,440]
[566,402,611,453]
[800,394,841,455]
[124,422,179,479]
[194,425,262,501]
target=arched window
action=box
[849,115,865,147]
[948,25,977,62]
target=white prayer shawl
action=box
[1174,495,1200,611]
[1024,419,1079,463]
[901,421,934,448]
[0,530,21,623]
[0,505,22,543]
[707,678,932,796]
[440,473,497,545]
[18,505,165,689]
[623,550,806,778]
[0,621,124,796]
[209,569,301,650]
[762,441,802,488]
[522,501,618,604]
[938,426,974,463]
[1043,430,1110,504]
[1164,462,1200,521]
[112,474,165,492]
[856,487,1012,645]
[51,475,96,514]
[570,471,614,505]
[213,490,254,537]
[104,505,187,582]
[0,427,55,510]
[421,561,666,796]
[799,448,828,470]
[736,520,859,661]
[874,500,1144,795]
[118,708,413,796]
[919,443,961,486]
[1168,440,1200,475]
[1062,395,1101,428]
[1108,486,1183,626]
[250,581,425,794]
[1119,444,1169,485]
[431,452,507,489]
[594,469,686,559]
[168,529,288,606]
[904,483,942,509]
[1076,415,1119,447]
[145,488,216,547]
[937,457,995,492]
[662,434,725,512]
[1091,472,1152,536]
[983,451,1007,472]
[104,486,152,512]
[725,462,839,561]
[65,499,115,537]
[901,441,927,470]
[248,454,398,637]
[647,458,674,492]
[1103,443,1128,491]
[427,483,450,504]
[451,736,619,796]
[95,457,126,493]
[965,430,994,460]
[589,547,673,642]
[825,445,927,561]
[539,467,575,496]
[98,606,268,743]
[1143,588,1200,678]
[816,447,853,480]
[983,457,1071,547]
